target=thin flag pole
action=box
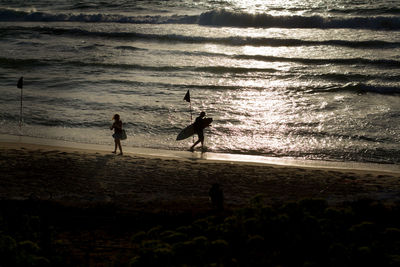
[189,98,193,123]
[190,100,194,142]
[17,77,23,129]
[183,90,194,142]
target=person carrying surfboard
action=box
[190,111,207,151]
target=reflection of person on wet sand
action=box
[190,111,207,151]
[110,114,123,155]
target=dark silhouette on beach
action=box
[209,183,224,211]
[190,111,207,151]
[110,114,123,155]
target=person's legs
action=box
[113,139,117,153]
[199,135,204,148]
[190,131,204,151]
[198,131,204,148]
[190,139,200,151]
[116,139,123,155]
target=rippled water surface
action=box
[0,0,399,164]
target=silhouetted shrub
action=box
[127,198,400,266]
[2,198,400,266]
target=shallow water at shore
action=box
[2,134,400,174]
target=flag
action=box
[17,77,23,89]
[183,90,190,102]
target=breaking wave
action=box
[1,8,399,30]
[197,9,400,30]
[326,83,400,95]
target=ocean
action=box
[0,0,399,165]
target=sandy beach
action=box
[2,139,400,265]
[2,140,400,213]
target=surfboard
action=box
[176,118,213,141]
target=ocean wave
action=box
[308,73,400,83]
[1,56,398,84]
[114,46,147,51]
[327,7,400,16]
[235,55,400,68]
[3,25,399,49]
[87,63,278,74]
[78,62,278,74]
[1,8,399,30]
[71,2,100,10]
[0,8,135,23]
[0,57,50,68]
[0,56,278,74]
[197,9,400,30]
[4,50,399,76]
[326,83,400,95]
[0,7,189,24]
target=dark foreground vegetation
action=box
[1,197,400,266]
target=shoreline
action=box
[2,134,400,213]
[1,133,399,174]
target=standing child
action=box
[110,114,123,155]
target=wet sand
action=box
[1,140,400,213]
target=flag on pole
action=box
[183,90,190,102]
[17,77,23,89]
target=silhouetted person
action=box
[110,114,123,155]
[209,183,224,211]
[190,111,206,151]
